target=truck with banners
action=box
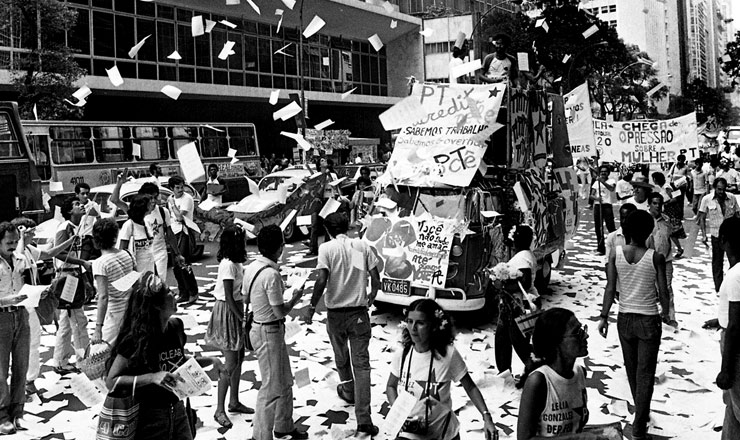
[367,83,576,314]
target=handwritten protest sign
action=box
[509,88,531,169]
[595,112,699,164]
[363,213,456,289]
[383,83,506,187]
[564,82,597,159]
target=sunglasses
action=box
[563,324,588,340]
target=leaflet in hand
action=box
[18,284,48,308]
[381,390,418,439]
[169,357,212,400]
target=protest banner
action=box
[549,94,574,168]
[531,91,548,168]
[564,82,597,159]
[363,213,457,289]
[517,167,550,249]
[509,88,531,169]
[553,167,580,238]
[383,83,506,187]
[595,112,699,164]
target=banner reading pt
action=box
[596,112,699,164]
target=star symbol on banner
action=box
[489,88,500,98]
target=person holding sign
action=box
[0,222,31,434]
[106,272,226,440]
[92,218,135,346]
[518,308,594,440]
[306,212,381,437]
[202,164,228,207]
[386,299,497,440]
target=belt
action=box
[0,305,22,313]
[327,306,367,313]
[255,318,285,326]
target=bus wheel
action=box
[535,255,552,294]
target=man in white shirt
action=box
[691,158,710,217]
[75,183,101,261]
[591,165,617,255]
[615,172,634,202]
[202,164,228,207]
[625,175,653,211]
[168,176,199,303]
[477,33,518,85]
[716,159,739,193]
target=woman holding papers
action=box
[106,272,226,440]
[91,218,135,346]
[386,299,498,440]
[518,308,595,440]
[205,225,254,428]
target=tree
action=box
[0,0,85,120]
[720,30,740,87]
[668,78,740,126]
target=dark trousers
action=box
[309,213,323,254]
[594,203,616,253]
[713,235,726,292]
[174,231,198,300]
[0,309,29,424]
[494,309,531,373]
[617,313,661,439]
[135,401,192,440]
[327,308,373,426]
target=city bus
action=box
[22,120,263,202]
[0,102,44,223]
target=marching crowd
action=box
[0,146,739,440]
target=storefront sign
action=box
[383,83,506,187]
[363,213,457,289]
[596,113,699,164]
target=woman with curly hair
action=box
[386,299,498,440]
[495,224,536,387]
[91,218,135,345]
[205,225,254,428]
[106,272,226,440]
[119,194,155,274]
[518,308,594,439]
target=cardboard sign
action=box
[564,82,597,159]
[60,275,79,303]
[384,83,506,187]
[363,213,456,289]
[596,113,700,164]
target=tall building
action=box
[0,0,425,157]
[685,0,732,88]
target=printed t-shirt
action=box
[212,258,245,302]
[145,206,171,257]
[117,317,186,407]
[484,55,512,81]
[390,345,468,440]
[534,364,588,437]
[243,256,284,323]
[719,264,740,328]
[119,220,154,274]
[317,234,377,309]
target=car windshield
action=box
[728,130,740,141]
[259,175,303,192]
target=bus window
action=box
[227,126,258,156]
[50,126,93,164]
[133,126,169,160]
[168,126,199,158]
[200,126,228,158]
[93,126,133,162]
[0,113,24,158]
[27,135,52,180]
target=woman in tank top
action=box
[598,209,669,440]
[518,308,592,439]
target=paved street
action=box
[22,205,724,440]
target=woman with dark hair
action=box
[651,172,686,258]
[205,226,253,428]
[119,194,155,274]
[599,210,669,440]
[106,272,225,440]
[495,224,536,386]
[386,299,497,440]
[92,218,135,345]
[518,308,594,439]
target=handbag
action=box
[243,265,270,352]
[96,377,139,440]
[36,287,58,326]
[79,341,112,381]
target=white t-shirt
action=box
[591,179,617,204]
[170,193,194,234]
[145,206,171,256]
[508,249,538,297]
[615,179,633,201]
[119,219,154,274]
[390,345,468,440]
[718,264,740,328]
[485,55,512,81]
[625,196,649,211]
[316,234,377,309]
[212,258,245,302]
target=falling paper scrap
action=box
[276,9,284,32]
[419,28,434,38]
[167,50,182,60]
[191,16,205,37]
[368,34,383,52]
[246,0,261,14]
[161,85,182,100]
[382,1,395,13]
[73,85,92,101]
[205,19,217,33]
[227,148,237,158]
[303,15,325,39]
[220,19,237,28]
[132,143,141,158]
[390,19,397,29]
[562,54,571,63]
[582,24,598,39]
[273,101,302,121]
[218,41,236,60]
[128,35,151,58]
[536,18,549,32]
[106,65,124,87]
[280,131,312,151]
[341,88,357,100]
[269,89,280,105]
[281,0,295,9]
[314,119,334,130]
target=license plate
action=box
[382,278,411,295]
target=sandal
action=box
[214,411,233,429]
[228,402,255,414]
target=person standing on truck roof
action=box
[477,33,518,85]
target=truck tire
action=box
[535,255,552,293]
[283,221,295,242]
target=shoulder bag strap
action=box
[244,265,271,309]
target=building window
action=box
[609,5,616,13]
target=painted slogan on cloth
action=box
[509,89,549,170]
[517,167,551,249]
[382,83,506,187]
[363,213,457,289]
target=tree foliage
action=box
[720,31,740,87]
[668,79,740,126]
[480,3,666,120]
[0,0,85,120]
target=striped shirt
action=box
[92,250,135,300]
[615,246,659,315]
